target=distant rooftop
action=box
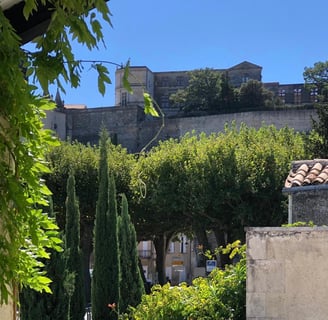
[64,104,87,110]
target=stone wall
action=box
[59,107,316,153]
[44,109,66,140]
[247,227,328,320]
[289,187,328,225]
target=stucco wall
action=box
[0,302,15,320]
[246,227,328,320]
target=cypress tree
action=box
[118,194,145,313]
[65,171,85,320]
[92,130,121,320]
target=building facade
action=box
[115,61,315,116]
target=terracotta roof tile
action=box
[284,160,328,188]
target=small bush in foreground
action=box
[115,242,245,320]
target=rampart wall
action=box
[60,107,316,153]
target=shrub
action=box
[121,242,246,320]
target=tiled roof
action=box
[284,159,328,188]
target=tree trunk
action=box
[153,234,166,285]
[194,227,210,267]
[81,219,93,304]
[214,228,231,268]
[153,232,174,285]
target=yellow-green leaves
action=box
[122,60,159,117]
[123,60,133,94]
[144,92,159,117]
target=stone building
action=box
[115,61,263,113]
[45,61,318,153]
[115,61,314,117]
[283,159,328,224]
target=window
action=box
[160,95,169,108]
[180,235,187,253]
[168,242,175,253]
[278,89,286,104]
[242,73,249,83]
[161,77,168,87]
[121,92,127,106]
[176,76,184,86]
[310,88,318,103]
[294,88,302,105]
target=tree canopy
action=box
[170,69,274,114]
[170,68,236,113]
[303,60,328,157]
[130,124,307,279]
[238,79,273,109]
[304,61,328,102]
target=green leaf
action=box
[143,92,159,117]
[123,60,133,94]
[93,63,111,96]
[23,0,37,20]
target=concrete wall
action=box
[246,227,328,320]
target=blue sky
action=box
[45,1,328,107]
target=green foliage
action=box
[170,68,224,112]
[26,0,112,95]
[131,123,306,258]
[92,130,121,320]
[304,61,328,102]
[118,194,145,313]
[144,92,159,117]
[0,9,61,301]
[1,0,115,303]
[303,61,328,158]
[46,140,135,222]
[306,103,328,158]
[125,243,246,320]
[237,79,273,109]
[19,199,69,320]
[65,171,85,320]
[282,221,316,227]
[46,141,99,226]
[169,69,275,113]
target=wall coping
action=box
[282,184,328,194]
[246,226,328,232]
